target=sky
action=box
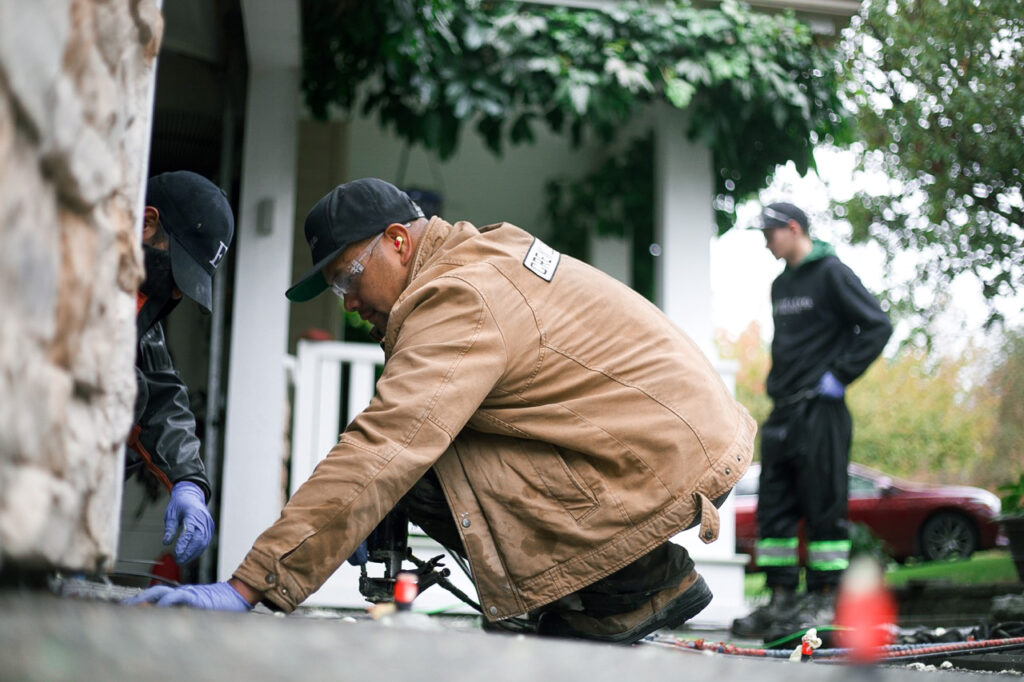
[709,146,1024,358]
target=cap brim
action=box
[746,219,786,231]
[286,246,344,302]
[168,234,213,313]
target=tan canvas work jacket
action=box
[235,218,756,619]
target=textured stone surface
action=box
[0,592,982,682]
[0,0,160,572]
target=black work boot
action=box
[762,586,837,644]
[787,586,836,629]
[730,585,798,638]
[536,570,712,645]
[481,611,542,635]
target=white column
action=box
[590,234,632,287]
[654,102,748,627]
[218,0,301,579]
[653,103,716,359]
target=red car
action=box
[734,462,1005,567]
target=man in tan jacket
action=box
[128,178,756,644]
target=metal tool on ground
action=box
[357,508,481,614]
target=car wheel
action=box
[919,511,978,561]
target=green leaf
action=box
[510,114,535,144]
[301,0,850,239]
[568,83,590,115]
[665,78,696,110]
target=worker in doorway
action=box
[127,171,234,566]
[732,202,891,639]
[128,178,754,645]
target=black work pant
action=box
[757,397,852,591]
[402,468,694,617]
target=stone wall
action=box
[0,0,162,572]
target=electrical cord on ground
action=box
[644,631,1024,664]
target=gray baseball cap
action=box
[751,202,808,231]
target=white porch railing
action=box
[290,340,383,496]
[288,340,478,612]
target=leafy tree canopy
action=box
[986,327,1024,491]
[302,0,851,231]
[839,0,1024,327]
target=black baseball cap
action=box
[752,202,808,231]
[287,178,424,302]
[146,171,234,313]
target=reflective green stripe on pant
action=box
[807,539,850,571]
[755,537,799,567]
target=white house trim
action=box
[217,0,301,579]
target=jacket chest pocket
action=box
[528,445,600,523]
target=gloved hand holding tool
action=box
[124,582,254,611]
[164,481,214,564]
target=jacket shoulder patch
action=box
[523,238,561,282]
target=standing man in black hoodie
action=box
[732,202,892,639]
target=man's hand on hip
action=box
[164,481,214,564]
[817,371,845,399]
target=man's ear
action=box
[385,222,413,265]
[142,206,160,244]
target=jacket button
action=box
[725,467,731,475]
[281,587,288,595]
[489,606,498,615]
[461,518,471,528]
[704,530,713,540]
[265,573,277,585]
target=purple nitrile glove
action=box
[817,371,845,399]
[347,540,369,566]
[123,582,253,611]
[164,481,214,565]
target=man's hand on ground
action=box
[164,481,214,564]
[817,371,845,399]
[123,582,253,611]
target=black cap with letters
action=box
[146,171,234,313]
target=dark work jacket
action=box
[128,322,211,499]
[766,243,892,402]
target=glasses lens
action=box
[330,233,384,298]
[331,261,364,298]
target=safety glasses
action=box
[330,232,384,298]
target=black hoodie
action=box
[766,240,892,402]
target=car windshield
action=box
[848,472,877,497]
